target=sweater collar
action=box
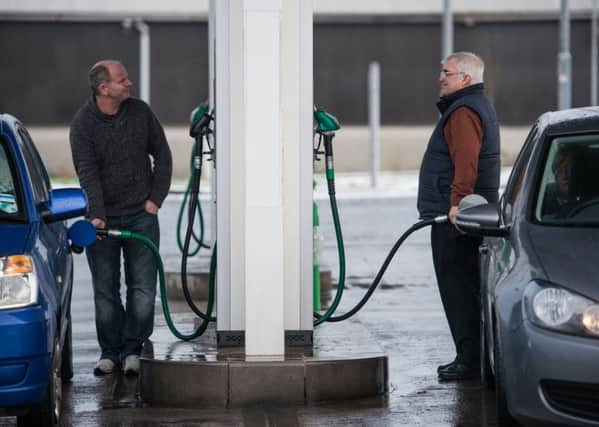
[88,95,128,121]
[436,83,485,114]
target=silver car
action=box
[456,107,599,427]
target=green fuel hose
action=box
[97,229,216,341]
[313,135,346,326]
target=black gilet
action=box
[417,83,500,219]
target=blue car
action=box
[0,114,90,426]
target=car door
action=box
[482,124,538,366]
[15,125,72,329]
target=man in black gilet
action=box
[417,52,500,381]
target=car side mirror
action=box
[455,194,509,237]
[42,188,88,223]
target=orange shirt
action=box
[443,106,483,207]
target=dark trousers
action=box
[86,210,159,364]
[431,222,482,366]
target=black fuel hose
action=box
[314,207,447,322]
[180,134,216,322]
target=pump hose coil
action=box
[314,215,447,323]
[96,228,216,341]
[176,140,209,255]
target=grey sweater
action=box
[70,97,172,221]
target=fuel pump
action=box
[179,103,216,325]
[312,108,346,326]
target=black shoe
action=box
[437,360,456,373]
[438,363,479,381]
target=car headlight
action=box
[524,281,599,337]
[0,255,38,309]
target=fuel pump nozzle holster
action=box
[313,107,341,194]
[189,102,214,138]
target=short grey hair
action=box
[444,52,484,84]
[88,60,120,95]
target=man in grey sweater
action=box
[70,60,172,376]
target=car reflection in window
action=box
[0,193,17,214]
[0,143,19,217]
[536,135,599,224]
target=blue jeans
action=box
[86,210,159,363]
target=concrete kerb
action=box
[139,320,388,408]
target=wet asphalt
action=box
[0,194,498,426]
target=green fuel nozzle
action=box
[314,107,340,135]
[313,107,340,188]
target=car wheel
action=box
[61,317,74,381]
[493,322,520,427]
[17,338,61,427]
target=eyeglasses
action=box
[440,69,465,78]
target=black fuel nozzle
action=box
[94,228,125,238]
[189,102,216,164]
[95,228,109,237]
[204,132,216,163]
[313,134,324,162]
[70,244,84,254]
[189,102,213,139]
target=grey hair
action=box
[88,60,120,95]
[443,52,484,84]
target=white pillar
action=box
[213,0,312,358]
[208,0,216,243]
[215,0,246,335]
[243,0,285,357]
[281,0,313,332]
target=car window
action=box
[16,125,50,203]
[0,137,23,220]
[534,133,599,226]
[502,125,537,223]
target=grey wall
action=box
[313,19,594,125]
[0,19,594,125]
[0,21,208,125]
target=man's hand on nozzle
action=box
[448,206,458,224]
[91,218,106,240]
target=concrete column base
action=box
[140,320,387,407]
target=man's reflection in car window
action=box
[542,144,582,218]
[538,137,599,223]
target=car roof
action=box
[0,113,19,129]
[536,106,599,136]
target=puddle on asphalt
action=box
[73,400,99,414]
